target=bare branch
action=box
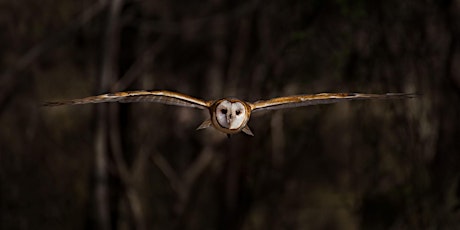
[183,146,214,187]
[0,1,108,110]
[95,0,124,229]
[112,36,170,91]
[152,153,183,194]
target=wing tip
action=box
[42,101,70,106]
[384,93,419,98]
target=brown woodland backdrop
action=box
[1,0,460,229]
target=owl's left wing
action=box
[44,90,210,109]
[251,93,415,112]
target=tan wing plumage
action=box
[251,93,415,112]
[43,90,210,109]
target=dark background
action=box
[1,0,460,229]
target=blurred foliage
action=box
[1,0,460,229]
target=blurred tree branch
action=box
[152,146,214,229]
[112,36,170,91]
[0,1,108,111]
[94,0,123,230]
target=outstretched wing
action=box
[251,93,415,112]
[43,90,210,109]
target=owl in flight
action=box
[44,90,415,136]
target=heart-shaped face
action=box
[215,100,248,130]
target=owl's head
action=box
[213,99,251,132]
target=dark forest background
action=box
[1,0,460,229]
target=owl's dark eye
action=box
[235,110,241,115]
[220,109,227,114]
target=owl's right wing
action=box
[43,90,210,109]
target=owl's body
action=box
[44,90,415,136]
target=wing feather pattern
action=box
[251,93,415,112]
[43,90,209,109]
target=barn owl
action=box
[44,90,415,136]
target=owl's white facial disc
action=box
[216,100,247,130]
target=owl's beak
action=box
[226,114,233,124]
